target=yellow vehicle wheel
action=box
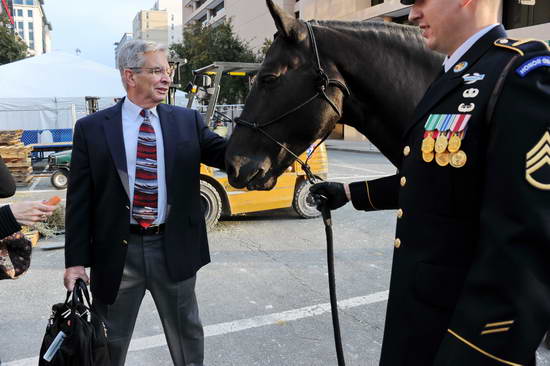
[292,180,321,219]
[200,179,222,231]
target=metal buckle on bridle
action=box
[317,69,330,92]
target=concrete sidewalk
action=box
[325,139,380,154]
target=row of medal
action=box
[421,113,471,168]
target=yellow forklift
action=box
[171,61,329,230]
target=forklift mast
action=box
[183,62,261,127]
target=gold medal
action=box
[435,133,448,153]
[435,151,450,167]
[422,151,435,163]
[448,133,462,153]
[421,133,435,153]
[450,150,467,168]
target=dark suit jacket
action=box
[349,26,550,365]
[65,99,226,304]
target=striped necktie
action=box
[132,109,158,228]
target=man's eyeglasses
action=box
[127,67,175,78]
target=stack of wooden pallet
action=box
[0,130,34,186]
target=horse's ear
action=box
[266,0,307,42]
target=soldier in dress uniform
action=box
[311,0,550,365]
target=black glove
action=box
[309,182,349,210]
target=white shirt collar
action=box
[443,24,500,73]
[122,96,159,120]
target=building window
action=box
[29,40,34,49]
[17,21,24,35]
[171,24,174,30]
[29,31,33,40]
[28,21,33,30]
[16,9,23,17]
[24,0,33,5]
[371,0,384,5]
[212,1,224,17]
[197,0,206,9]
[27,9,32,17]
[171,14,174,21]
[503,0,550,30]
[198,14,207,23]
[13,0,23,4]
[295,11,299,19]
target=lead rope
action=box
[307,22,346,366]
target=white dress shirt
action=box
[122,97,167,225]
[443,24,500,73]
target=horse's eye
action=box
[261,75,278,84]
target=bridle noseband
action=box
[234,22,350,184]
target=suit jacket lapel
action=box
[158,103,177,200]
[103,99,130,201]
[403,25,508,139]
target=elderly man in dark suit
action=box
[312,0,550,365]
[63,40,226,366]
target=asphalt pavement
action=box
[1,147,549,366]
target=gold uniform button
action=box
[397,209,404,219]
[122,240,128,245]
[394,238,401,248]
[400,176,407,187]
[403,146,411,157]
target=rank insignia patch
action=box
[526,131,550,190]
[516,56,550,78]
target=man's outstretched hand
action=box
[309,182,350,210]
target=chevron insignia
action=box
[526,130,550,190]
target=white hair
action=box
[116,40,168,90]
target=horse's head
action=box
[225,0,347,190]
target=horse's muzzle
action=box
[225,155,277,190]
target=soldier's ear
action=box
[266,0,307,43]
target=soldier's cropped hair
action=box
[117,40,168,89]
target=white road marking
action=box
[4,290,389,365]
[29,177,42,191]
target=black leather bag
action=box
[38,279,110,365]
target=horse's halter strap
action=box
[234,22,350,184]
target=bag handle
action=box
[74,278,92,308]
[64,278,92,310]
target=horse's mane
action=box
[311,19,427,50]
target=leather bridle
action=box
[234,22,350,184]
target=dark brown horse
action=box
[225,0,443,190]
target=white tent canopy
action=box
[0,52,188,142]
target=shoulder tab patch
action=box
[516,56,550,77]
[494,38,550,56]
